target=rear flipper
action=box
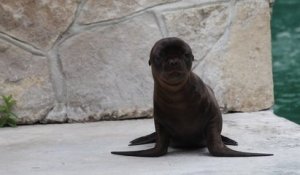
[129,132,156,146]
[129,132,238,146]
[221,135,238,146]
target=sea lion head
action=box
[149,37,194,86]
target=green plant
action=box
[0,95,18,127]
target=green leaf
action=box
[0,95,18,127]
[0,106,6,112]
[1,113,9,118]
[0,117,7,127]
[7,117,17,127]
[9,112,18,119]
[9,115,17,122]
[2,95,10,103]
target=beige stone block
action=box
[221,0,274,111]
[0,40,54,123]
[58,13,162,121]
[0,0,78,50]
[163,4,230,63]
[163,1,273,112]
[78,0,178,24]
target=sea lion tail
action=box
[210,146,273,157]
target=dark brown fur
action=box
[111,37,273,157]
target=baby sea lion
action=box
[111,37,273,157]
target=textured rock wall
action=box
[0,0,274,124]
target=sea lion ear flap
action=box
[191,54,194,61]
[149,46,154,66]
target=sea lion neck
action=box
[154,72,192,94]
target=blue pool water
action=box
[271,0,300,124]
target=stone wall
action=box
[0,0,274,124]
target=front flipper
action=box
[206,121,273,157]
[111,147,167,157]
[208,146,273,157]
[111,121,169,157]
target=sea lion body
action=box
[111,37,272,157]
[153,73,214,148]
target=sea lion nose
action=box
[168,59,179,66]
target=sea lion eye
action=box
[153,54,163,66]
[155,53,166,62]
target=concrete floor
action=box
[0,111,299,175]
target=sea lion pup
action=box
[111,37,273,157]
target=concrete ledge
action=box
[0,111,299,175]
